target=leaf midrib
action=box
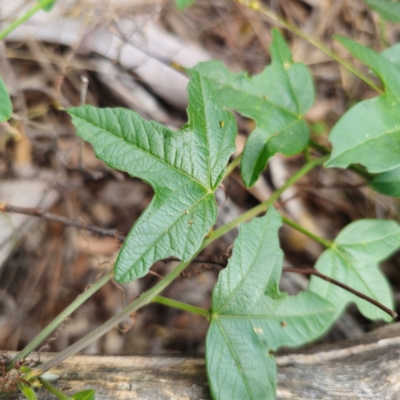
[337,231,400,250]
[197,77,212,189]
[329,247,382,301]
[214,318,254,399]
[73,113,211,192]
[330,123,400,163]
[206,77,300,118]
[217,309,334,319]
[118,191,214,280]
[214,226,276,315]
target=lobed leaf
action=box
[175,0,195,11]
[326,36,400,172]
[370,165,400,197]
[364,0,400,23]
[0,77,12,122]
[309,219,400,321]
[68,72,237,283]
[192,29,314,187]
[207,208,335,400]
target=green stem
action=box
[206,155,329,245]
[308,139,374,180]
[239,0,383,94]
[304,145,310,161]
[308,138,329,155]
[153,295,211,319]
[31,259,193,375]
[39,378,71,400]
[9,270,113,368]
[223,154,242,179]
[281,216,332,247]
[29,156,326,376]
[0,0,54,40]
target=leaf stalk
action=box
[153,296,211,319]
[207,156,329,244]
[0,0,55,40]
[39,378,71,400]
[281,216,332,248]
[237,0,383,94]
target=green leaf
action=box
[326,36,400,172]
[19,385,37,400]
[72,389,96,400]
[68,72,236,283]
[381,42,400,68]
[38,0,56,12]
[175,0,195,11]
[191,29,314,187]
[370,165,400,197]
[365,0,400,23]
[368,44,400,197]
[0,77,12,122]
[207,208,335,400]
[309,219,400,321]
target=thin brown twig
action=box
[283,267,397,319]
[0,203,229,266]
[0,203,126,242]
[3,203,395,318]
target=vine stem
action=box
[153,296,211,319]
[223,154,242,180]
[281,216,332,248]
[29,259,193,375]
[237,0,383,94]
[0,0,55,40]
[206,155,329,244]
[39,378,71,400]
[283,268,397,319]
[308,139,374,180]
[8,270,113,368]
[28,156,327,376]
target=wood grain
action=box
[7,323,400,399]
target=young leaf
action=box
[0,77,12,122]
[364,0,400,23]
[19,385,37,400]
[68,72,236,283]
[370,165,400,197]
[325,36,400,173]
[207,208,335,400]
[191,29,314,187]
[72,389,95,400]
[175,0,195,11]
[309,219,400,322]
[38,0,56,12]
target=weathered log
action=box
[7,323,400,399]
